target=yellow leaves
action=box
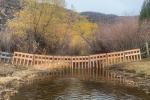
[69,16,97,48]
[55,24,68,34]
[71,34,84,47]
[7,0,97,55]
[7,7,33,36]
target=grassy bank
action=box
[114,58,150,77]
[0,62,65,100]
[0,63,30,100]
[110,58,150,93]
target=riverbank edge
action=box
[1,60,150,99]
[109,59,150,94]
[0,63,63,100]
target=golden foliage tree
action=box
[7,0,96,55]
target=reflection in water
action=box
[12,68,150,100]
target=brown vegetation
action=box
[0,0,147,56]
[92,16,144,53]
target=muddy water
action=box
[12,68,150,100]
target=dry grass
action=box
[121,58,150,76]
[0,77,21,85]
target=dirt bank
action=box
[109,58,150,94]
[0,62,63,100]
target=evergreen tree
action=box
[140,0,150,57]
[140,0,150,21]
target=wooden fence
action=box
[0,51,12,63]
[12,49,141,69]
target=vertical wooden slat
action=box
[12,53,15,65]
[96,56,98,69]
[106,53,108,66]
[16,53,19,65]
[71,57,73,70]
[139,50,142,60]
[75,59,77,70]
[0,51,1,62]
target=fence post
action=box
[12,52,16,65]
[106,53,108,66]
[71,57,73,68]
[88,56,91,69]
[32,54,35,66]
[146,42,149,57]
[0,51,1,62]
[139,49,142,60]
[123,51,125,62]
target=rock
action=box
[0,0,23,31]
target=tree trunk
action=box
[146,41,149,57]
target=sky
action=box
[65,0,144,16]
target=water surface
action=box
[12,68,150,100]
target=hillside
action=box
[80,12,119,23]
[0,2,137,31]
[80,11,138,24]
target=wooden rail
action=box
[12,49,141,69]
